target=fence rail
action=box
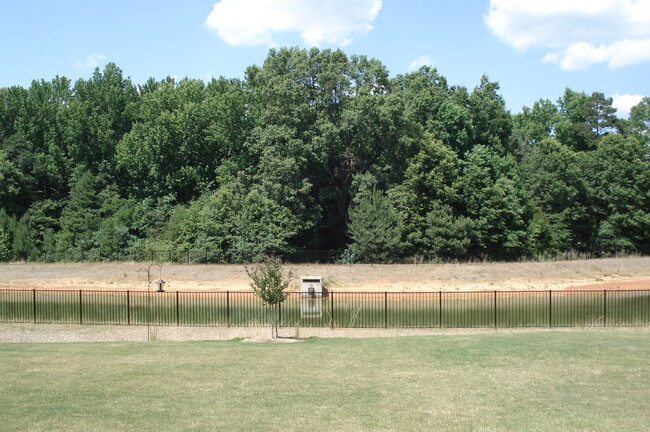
[1,289,648,329]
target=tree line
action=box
[1,47,648,263]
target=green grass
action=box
[1,329,649,431]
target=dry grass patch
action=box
[0,257,649,293]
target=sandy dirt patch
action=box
[3,323,647,344]
[0,257,648,293]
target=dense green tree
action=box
[626,97,650,139]
[1,50,648,263]
[191,180,298,263]
[11,218,35,260]
[511,98,560,157]
[526,209,562,258]
[117,77,253,202]
[430,100,474,156]
[0,87,28,142]
[0,210,14,261]
[393,66,450,133]
[20,199,61,255]
[55,171,102,257]
[0,149,25,215]
[520,138,589,252]
[1,78,72,209]
[468,75,512,155]
[245,47,415,250]
[423,202,474,259]
[556,89,618,151]
[66,63,137,177]
[582,134,650,254]
[459,145,528,259]
[347,187,402,263]
[388,135,460,254]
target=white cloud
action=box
[612,93,645,118]
[408,55,433,71]
[543,38,650,70]
[485,0,650,70]
[205,0,382,47]
[75,53,107,69]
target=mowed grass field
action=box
[1,329,649,432]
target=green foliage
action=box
[0,149,24,215]
[0,49,647,262]
[460,146,528,259]
[246,256,294,307]
[388,135,461,254]
[347,188,402,263]
[336,249,356,265]
[246,255,294,337]
[423,202,474,259]
[0,210,14,261]
[468,75,513,154]
[626,96,650,139]
[582,134,650,254]
[555,89,618,151]
[12,218,35,260]
[194,181,298,263]
[519,138,588,252]
[526,209,563,257]
[512,98,559,154]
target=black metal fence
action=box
[1,289,649,329]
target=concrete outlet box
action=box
[300,276,323,318]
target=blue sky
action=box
[1,0,649,116]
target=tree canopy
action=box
[1,48,648,263]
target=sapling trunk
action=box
[246,256,293,339]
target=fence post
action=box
[603,290,607,327]
[384,291,388,329]
[494,290,497,328]
[127,290,131,325]
[226,291,230,327]
[176,291,180,326]
[330,291,335,329]
[79,290,83,324]
[549,290,552,327]
[32,289,37,323]
[439,291,442,328]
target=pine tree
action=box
[347,188,402,263]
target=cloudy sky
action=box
[1,0,649,116]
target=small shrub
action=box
[336,249,356,265]
[246,255,294,338]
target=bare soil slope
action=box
[0,257,648,292]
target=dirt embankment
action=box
[0,257,648,293]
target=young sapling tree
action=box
[246,256,294,338]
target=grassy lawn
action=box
[1,329,649,431]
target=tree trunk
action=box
[267,305,279,338]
